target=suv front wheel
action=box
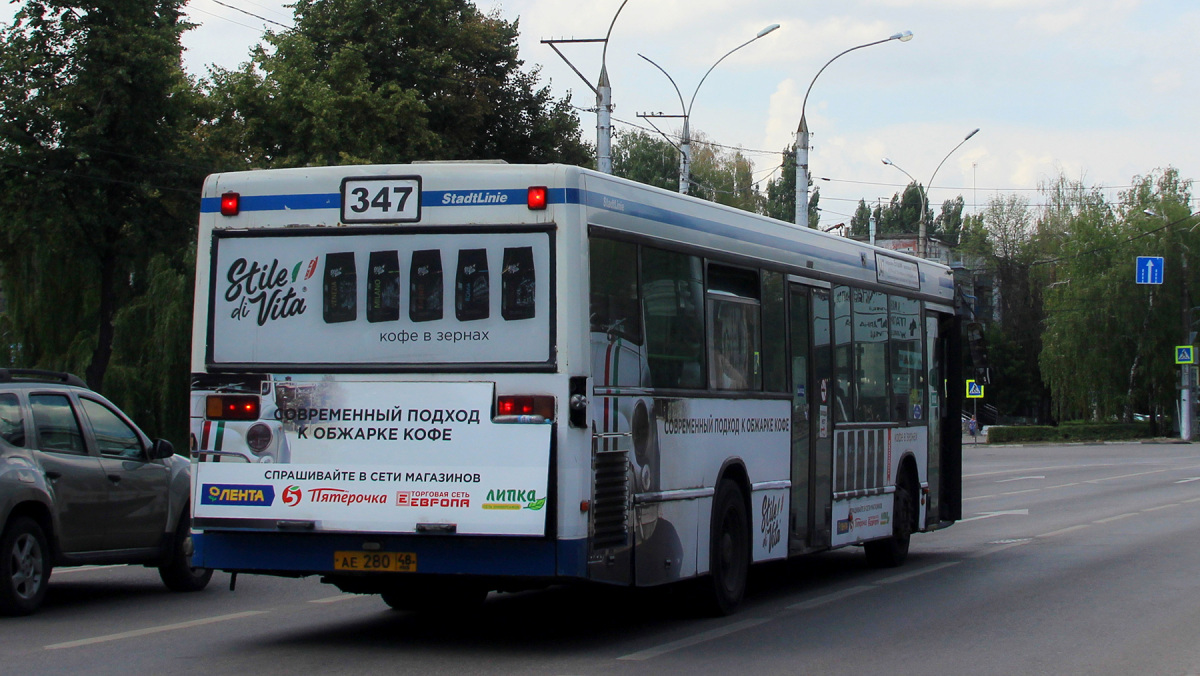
[0,516,51,616]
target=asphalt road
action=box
[4,440,1200,675]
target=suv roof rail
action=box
[0,368,89,388]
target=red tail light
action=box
[206,394,260,420]
[495,395,555,422]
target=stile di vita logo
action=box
[482,489,545,511]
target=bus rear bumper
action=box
[194,531,589,580]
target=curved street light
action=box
[794,31,913,227]
[640,23,779,194]
[596,0,631,175]
[882,127,980,258]
[541,0,630,175]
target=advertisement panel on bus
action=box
[192,380,552,536]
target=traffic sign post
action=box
[1178,347,1196,441]
[965,380,985,444]
[1137,256,1164,285]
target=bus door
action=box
[788,283,834,553]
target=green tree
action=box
[849,199,872,238]
[760,146,795,223]
[0,0,201,443]
[610,129,677,191]
[202,0,590,168]
[1039,168,1194,426]
[962,194,1049,420]
[934,196,965,246]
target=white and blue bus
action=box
[189,162,962,614]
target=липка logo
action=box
[481,489,545,511]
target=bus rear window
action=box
[209,231,552,367]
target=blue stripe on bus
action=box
[201,188,581,213]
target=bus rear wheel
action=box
[702,479,750,616]
[865,470,916,568]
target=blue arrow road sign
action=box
[1137,256,1164,284]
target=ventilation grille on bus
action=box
[834,428,889,496]
[591,449,629,549]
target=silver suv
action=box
[0,369,211,615]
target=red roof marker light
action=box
[220,192,240,216]
[527,186,548,210]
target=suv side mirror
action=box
[150,438,175,459]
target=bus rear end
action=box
[189,164,587,605]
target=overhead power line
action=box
[208,0,291,29]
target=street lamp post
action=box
[882,127,979,258]
[640,24,779,194]
[795,31,913,228]
[1146,209,1195,440]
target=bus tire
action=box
[703,478,750,616]
[864,469,916,568]
[0,516,51,616]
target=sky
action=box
[6,0,1200,227]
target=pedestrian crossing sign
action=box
[1176,346,1195,364]
[966,380,984,398]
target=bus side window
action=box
[761,270,787,393]
[833,286,853,422]
[588,237,642,344]
[641,247,704,389]
[706,264,761,392]
[890,296,923,423]
[853,289,889,422]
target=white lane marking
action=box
[1086,469,1169,484]
[45,611,269,650]
[786,585,874,611]
[959,509,1030,523]
[963,463,1117,479]
[1176,477,1200,484]
[999,489,1041,496]
[970,540,1033,558]
[996,476,1045,483]
[49,565,128,575]
[875,561,960,584]
[1038,524,1090,538]
[1141,504,1177,513]
[1095,513,1138,524]
[617,617,772,661]
[309,594,366,604]
[1184,497,1200,504]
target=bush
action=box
[986,423,1154,444]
